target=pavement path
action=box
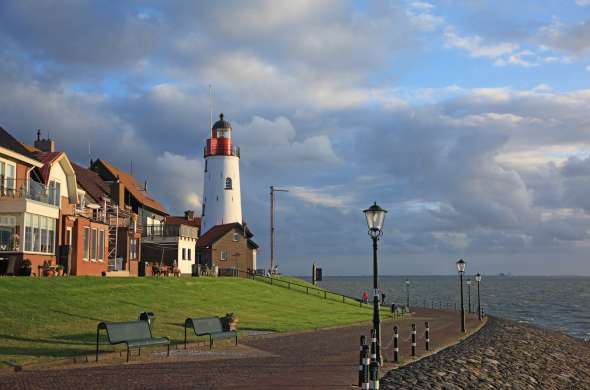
[0,308,484,389]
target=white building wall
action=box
[177,236,196,274]
[201,155,242,235]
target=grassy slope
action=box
[0,276,372,365]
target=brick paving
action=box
[0,308,483,389]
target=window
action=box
[40,217,48,252]
[0,161,16,194]
[83,228,90,260]
[188,248,191,261]
[25,214,32,251]
[233,233,240,242]
[98,230,104,261]
[220,251,227,261]
[182,248,186,260]
[32,214,40,252]
[91,229,97,261]
[0,214,17,251]
[225,177,232,190]
[48,180,61,206]
[48,220,55,254]
[130,238,137,260]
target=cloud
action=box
[443,27,519,59]
[288,186,354,208]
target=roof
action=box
[72,162,111,203]
[165,215,201,228]
[212,113,231,129]
[0,127,42,166]
[32,151,63,184]
[197,222,255,248]
[95,159,167,215]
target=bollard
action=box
[370,329,377,363]
[359,335,365,387]
[411,323,416,356]
[393,325,399,363]
[369,360,379,390]
[359,335,370,388]
[391,303,396,319]
[425,321,430,351]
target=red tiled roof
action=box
[32,151,63,184]
[72,162,110,203]
[165,215,201,227]
[97,159,167,214]
[197,222,255,247]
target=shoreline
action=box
[381,316,590,389]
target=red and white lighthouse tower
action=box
[200,113,242,235]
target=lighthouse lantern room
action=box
[200,113,243,235]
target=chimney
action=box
[34,129,56,152]
[184,210,194,221]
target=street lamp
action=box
[475,273,482,321]
[363,202,387,366]
[466,279,472,314]
[456,259,466,333]
[405,278,410,308]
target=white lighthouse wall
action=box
[201,155,242,234]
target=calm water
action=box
[312,276,590,340]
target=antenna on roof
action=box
[130,160,133,177]
[88,141,92,167]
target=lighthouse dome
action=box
[213,113,232,130]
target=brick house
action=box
[25,133,109,276]
[90,159,168,276]
[0,127,57,275]
[142,210,200,275]
[196,222,258,276]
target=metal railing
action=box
[0,178,59,206]
[203,146,240,158]
[234,269,372,309]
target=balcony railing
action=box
[143,224,198,239]
[203,146,240,158]
[0,178,60,207]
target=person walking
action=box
[362,291,369,304]
[381,292,386,305]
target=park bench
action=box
[96,320,170,362]
[184,316,238,349]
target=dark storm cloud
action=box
[0,1,589,275]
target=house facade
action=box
[90,159,168,276]
[142,211,200,275]
[0,127,58,275]
[196,223,258,276]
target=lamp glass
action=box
[475,273,482,282]
[363,202,387,232]
[456,259,466,273]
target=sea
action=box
[311,276,590,340]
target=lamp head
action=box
[456,259,466,273]
[363,202,387,238]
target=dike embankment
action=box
[381,316,590,389]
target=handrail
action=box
[235,269,371,309]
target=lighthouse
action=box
[200,113,242,235]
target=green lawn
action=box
[0,276,373,366]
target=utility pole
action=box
[270,186,288,274]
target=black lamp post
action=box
[467,279,472,314]
[363,202,387,366]
[405,278,410,308]
[475,273,482,321]
[456,259,466,333]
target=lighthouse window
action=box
[225,177,232,190]
[205,160,207,172]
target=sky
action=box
[0,0,589,276]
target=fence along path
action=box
[237,269,370,309]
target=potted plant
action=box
[223,313,238,331]
[42,260,51,277]
[19,259,32,277]
[56,265,64,276]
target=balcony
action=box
[203,145,240,158]
[0,178,59,207]
[143,224,198,239]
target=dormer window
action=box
[225,177,232,190]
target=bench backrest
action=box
[188,316,224,335]
[100,320,153,343]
